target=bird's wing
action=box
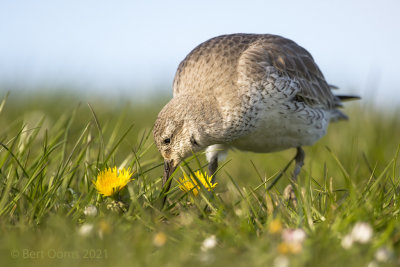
[237,35,339,109]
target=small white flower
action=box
[282,229,306,244]
[274,255,289,267]
[351,222,373,243]
[201,235,217,251]
[83,205,98,217]
[234,208,243,217]
[367,261,378,267]
[375,247,391,262]
[78,223,94,237]
[341,234,353,249]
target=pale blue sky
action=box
[0,0,399,105]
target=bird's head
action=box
[153,96,205,181]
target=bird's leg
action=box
[284,147,305,204]
[207,145,225,183]
[292,147,305,182]
[208,155,218,184]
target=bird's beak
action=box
[161,159,176,207]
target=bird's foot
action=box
[283,184,297,207]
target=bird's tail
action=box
[330,109,349,121]
[331,94,360,121]
[336,95,361,102]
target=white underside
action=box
[233,107,329,152]
[206,105,330,163]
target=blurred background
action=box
[1,0,399,107]
[1,3,400,266]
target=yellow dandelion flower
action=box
[268,219,283,234]
[277,242,291,254]
[178,170,217,196]
[278,242,303,254]
[153,232,167,247]
[93,167,133,197]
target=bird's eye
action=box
[163,138,171,145]
[190,135,199,146]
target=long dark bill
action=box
[161,160,176,208]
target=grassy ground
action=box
[0,91,399,267]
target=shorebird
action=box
[153,33,358,204]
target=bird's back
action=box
[172,33,340,110]
[173,34,257,96]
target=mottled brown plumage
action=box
[173,34,340,109]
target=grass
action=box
[0,91,399,266]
